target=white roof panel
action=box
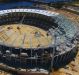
[0,9,59,16]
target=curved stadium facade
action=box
[0,9,78,72]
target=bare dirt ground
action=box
[0,24,52,48]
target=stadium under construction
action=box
[0,0,78,75]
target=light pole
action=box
[48,28,57,75]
